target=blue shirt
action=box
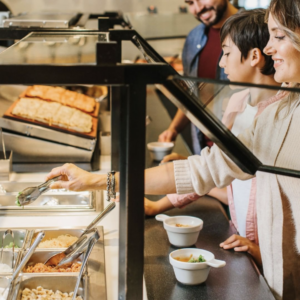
[182,23,228,154]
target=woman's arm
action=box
[47,119,256,195]
[46,162,177,194]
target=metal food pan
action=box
[31,229,83,249]
[21,250,84,275]
[0,182,94,210]
[0,251,21,275]
[0,230,29,250]
[14,275,86,300]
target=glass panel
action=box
[0,32,108,65]
[164,75,300,177]
[124,12,199,39]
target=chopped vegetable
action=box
[188,255,206,263]
[15,193,22,206]
[4,242,19,249]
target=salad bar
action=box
[0,226,106,300]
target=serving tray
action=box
[3,100,98,140]
[3,226,106,300]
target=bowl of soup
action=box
[169,248,226,285]
[155,214,203,247]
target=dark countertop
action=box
[144,198,275,300]
[144,87,275,300]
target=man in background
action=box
[158,0,238,154]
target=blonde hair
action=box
[266,0,300,119]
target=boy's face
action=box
[219,36,253,83]
[185,0,228,27]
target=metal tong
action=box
[49,228,99,268]
[16,176,62,206]
[72,230,99,300]
[6,231,45,300]
[44,202,115,267]
[1,229,14,269]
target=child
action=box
[145,9,284,266]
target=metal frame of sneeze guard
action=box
[164,75,300,179]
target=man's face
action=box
[185,0,228,27]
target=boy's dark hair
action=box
[220,9,275,76]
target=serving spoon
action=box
[5,231,45,300]
[16,176,62,206]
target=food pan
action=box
[31,229,84,249]
[21,250,84,274]
[14,275,86,300]
[0,251,21,274]
[0,182,94,210]
[0,230,29,250]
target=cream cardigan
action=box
[173,97,300,300]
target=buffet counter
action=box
[0,86,274,300]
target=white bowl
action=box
[147,142,174,161]
[169,248,226,285]
[156,214,203,247]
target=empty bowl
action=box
[169,248,226,285]
[156,214,203,247]
[147,142,174,161]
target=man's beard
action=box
[195,1,228,27]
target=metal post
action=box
[118,84,146,300]
[110,86,127,171]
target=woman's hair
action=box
[267,0,300,120]
[220,9,274,76]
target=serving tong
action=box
[44,201,115,267]
[5,231,45,300]
[72,231,99,300]
[16,176,62,206]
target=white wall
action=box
[3,0,185,15]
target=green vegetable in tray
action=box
[4,242,19,249]
[15,192,21,207]
[188,255,206,263]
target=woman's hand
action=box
[220,234,262,266]
[158,129,178,142]
[45,163,106,191]
[161,152,187,163]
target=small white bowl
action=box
[169,248,226,285]
[147,142,174,161]
[156,214,203,247]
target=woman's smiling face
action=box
[264,13,300,83]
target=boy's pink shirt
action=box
[167,89,286,244]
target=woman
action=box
[46,1,300,299]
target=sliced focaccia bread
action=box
[69,109,93,133]
[34,101,62,124]
[24,85,50,99]
[52,105,76,128]
[22,85,96,113]
[12,98,42,120]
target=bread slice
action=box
[22,85,96,113]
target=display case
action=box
[0,14,298,300]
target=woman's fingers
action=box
[234,245,249,252]
[45,163,74,181]
[50,180,71,190]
